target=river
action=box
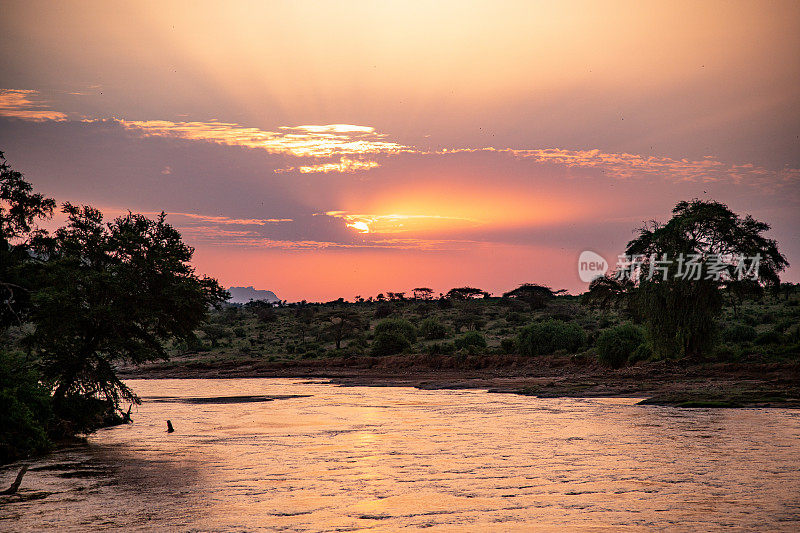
[2,378,799,531]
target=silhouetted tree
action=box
[293,306,316,349]
[322,310,363,349]
[778,282,798,301]
[245,300,277,322]
[413,287,434,300]
[28,204,228,413]
[581,275,634,313]
[446,287,488,300]
[0,152,56,329]
[724,279,763,317]
[503,283,563,310]
[624,199,787,358]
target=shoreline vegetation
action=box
[121,285,800,409]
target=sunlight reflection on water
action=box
[2,378,799,531]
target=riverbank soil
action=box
[121,354,800,408]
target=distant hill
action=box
[227,286,280,304]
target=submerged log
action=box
[1,465,28,495]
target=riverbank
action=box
[120,354,800,408]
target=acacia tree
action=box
[582,275,636,315]
[446,287,489,300]
[623,199,787,358]
[503,283,564,310]
[413,287,433,300]
[28,203,228,414]
[322,310,363,349]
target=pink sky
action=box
[1,1,798,301]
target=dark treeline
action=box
[0,153,227,463]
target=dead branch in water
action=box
[1,465,29,495]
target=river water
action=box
[1,378,799,531]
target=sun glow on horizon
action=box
[349,220,370,233]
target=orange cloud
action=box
[0,89,67,121]
[167,213,293,225]
[275,157,380,174]
[436,147,800,189]
[117,119,410,159]
[5,90,797,187]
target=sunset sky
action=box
[1,0,798,301]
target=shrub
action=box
[254,306,277,323]
[516,320,587,356]
[760,311,777,324]
[371,331,411,356]
[786,324,800,343]
[629,342,653,363]
[374,318,417,343]
[373,304,393,319]
[427,342,455,355]
[419,318,448,340]
[505,311,526,325]
[713,343,741,361]
[596,323,646,368]
[723,324,757,343]
[0,351,53,463]
[500,337,516,354]
[348,333,369,349]
[755,329,783,345]
[454,331,487,351]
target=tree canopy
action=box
[446,287,489,300]
[503,283,564,309]
[0,153,227,456]
[622,199,788,358]
[28,204,228,408]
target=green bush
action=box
[427,342,455,355]
[454,331,487,351]
[629,342,653,363]
[371,331,411,356]
[596,323,646,368]
[516,320,587,356]
[713,343,741,361]
[500,337,516,354]
[755,328,783,345]
[374,318,417,343]
[723,324,757,343]
[373,304,393,318]
[759,311,777,324]
[505,312,526,325]
[419,318,448,340]
[0,351,53,463]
